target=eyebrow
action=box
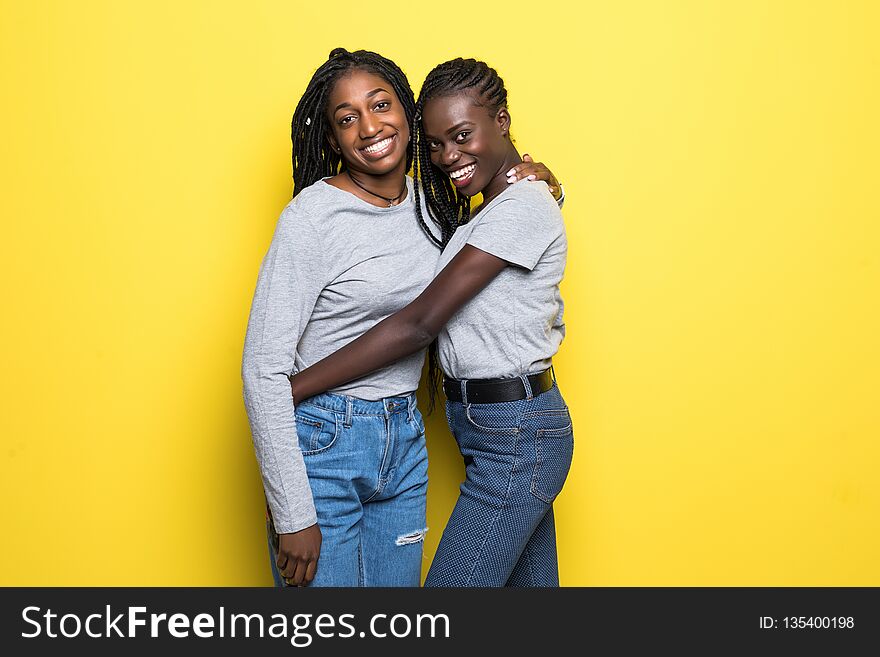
[334,88,390,113]
[425,121,474,141]
[444,121,474,136]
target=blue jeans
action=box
[266,391,428,587]
[424,380,574,587]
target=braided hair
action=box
[411,58,510,409]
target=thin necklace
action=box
[346,172,407,207]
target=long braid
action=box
[411,58,511,410]
[411,107,445,248]
[290,48,417,198]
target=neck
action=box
[344,159,408,206]
[478,146,522,207]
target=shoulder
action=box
[482,180,563,225]
[508,178,556,202]
[506,180,561,213]
[286,179,335,218]
[277,180,337,234]
[271,202,323,252]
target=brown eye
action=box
[456,131,470,142]
[427,140,441,151]
[375,101,390,110]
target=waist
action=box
[298,390,418,416]
[444,368,554,404]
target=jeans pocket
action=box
[295,405,339,456]
[530,419,574,504]
[464,401,521,433]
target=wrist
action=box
[555,183,565,206]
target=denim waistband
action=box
[298,390,418,417]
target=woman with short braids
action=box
[241,49,561,587]
[289,58,573,586]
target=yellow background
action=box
[1,0,878,586]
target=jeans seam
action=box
[363,414,392,503]
[464,427,520,586]
[525,541,535,586]
[357,538,364,586]
[522,408,570,418]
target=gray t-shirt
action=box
[436,179,567,380]
[241,176,441,533]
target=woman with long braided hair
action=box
[242,49,561,587]
[289,58,573,586]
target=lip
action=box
[359,134,398,161]
[447,162,477,188]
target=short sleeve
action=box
[466,184,564,271]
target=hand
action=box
[277,523,322,586]
[506,153,562,200]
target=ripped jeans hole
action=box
[395,528,429,546]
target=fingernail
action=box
[528,174,536,181]
[506,169,515,176]
[507,176,516,183]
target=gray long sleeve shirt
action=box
[241,177,441,533]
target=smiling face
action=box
[422,92,512,197]
[324,68,410,178]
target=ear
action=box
[496,107,511,138]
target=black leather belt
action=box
[444,369,554,404]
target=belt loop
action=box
[407,393,416,424]
[518,373,534,401]
[460,378,469,406]
[344,397,353,428]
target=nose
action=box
[439,144,460,168]
[359,113,381,139]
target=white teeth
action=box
[450,164,475,179]
[363,137,393,153]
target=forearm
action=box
[290,245,507,404]
[290,314,434,403]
